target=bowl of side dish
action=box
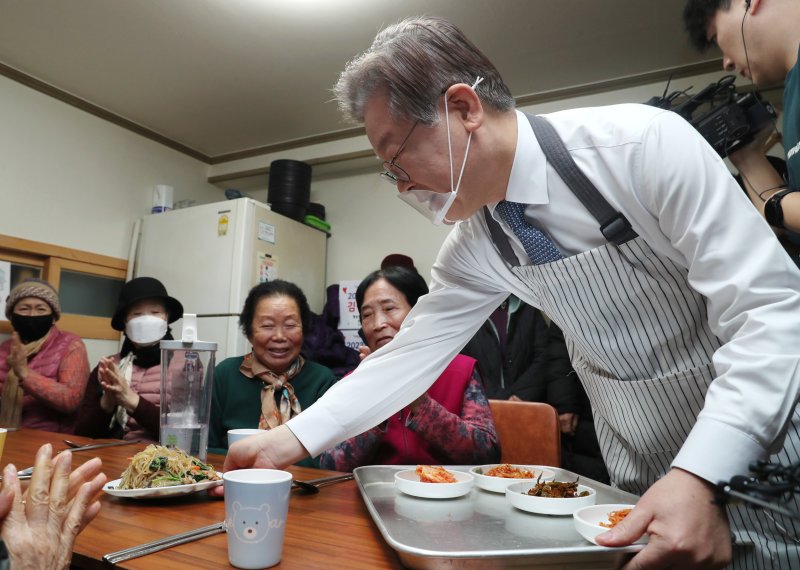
[573,504,646,545]
[506,480,596,515]
[394,466,474,499]
[470,464,556,493]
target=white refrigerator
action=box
[131,198,327,361]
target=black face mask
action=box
[10,314,55,344]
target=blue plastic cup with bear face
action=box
[223,469,293,569]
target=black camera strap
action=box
[527,113,639,246]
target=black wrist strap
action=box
[764,188,797,228]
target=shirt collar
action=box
[499,110,549,207]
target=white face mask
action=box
[397,76,484,226]
[125,315,168,345]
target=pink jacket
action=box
[0,327,90,433]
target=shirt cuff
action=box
[286,402,345,457]
[671,416,766,484]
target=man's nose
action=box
[723,57,736,72]
[397,179,414,193]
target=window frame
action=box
[0,235,127,340]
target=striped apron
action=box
[483,114,800,568]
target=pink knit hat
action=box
[5,279,61,320]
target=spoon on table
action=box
[292,473,354,494]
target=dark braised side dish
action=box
[525,477,589,498]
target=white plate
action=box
[506,481,596,516]
[573,503,647,545]
[102,477,222,499]
[470,464,556,493]
[394,468,474,499]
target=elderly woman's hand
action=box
[358,345,371,361]
[6,333,30,381]
[98,357,139,413]
[0,444,107,570]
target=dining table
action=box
[2,428,402,570]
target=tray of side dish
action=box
[353,465,643,570]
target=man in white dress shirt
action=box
[220,16,800,569]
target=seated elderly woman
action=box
[75,277,183,442]
[0,279,89,433]
[318,266,500,471]
[208,280,338,466]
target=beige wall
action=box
[0,74,223,363]
[0,74,222,260]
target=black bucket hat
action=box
[111,277,183,331]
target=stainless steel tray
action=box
[354,465,643,569]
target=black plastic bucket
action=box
[268,160,311,221]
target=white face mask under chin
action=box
[125,315,168,345]
[397,76,484,226]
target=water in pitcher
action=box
[162,422,209,460]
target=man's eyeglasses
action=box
[379,121,419,186]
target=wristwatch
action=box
[764,188,796,228]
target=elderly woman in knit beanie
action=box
[0,279,90,432]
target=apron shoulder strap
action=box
[483,206,522,266]
[527,113,639,246]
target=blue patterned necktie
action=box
[495,200,563,265]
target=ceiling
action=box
[0,0,721,164]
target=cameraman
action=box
[683,0,800,232]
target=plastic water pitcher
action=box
[159,314,217,461]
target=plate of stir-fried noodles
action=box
[103,444,222,498]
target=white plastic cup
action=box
[223,469,292,569]
[227,428,264,448]
[152,184,174,214]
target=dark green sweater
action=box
[208,356,338,467]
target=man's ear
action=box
[444,83,484,132]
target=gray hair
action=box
[333,16,515,125]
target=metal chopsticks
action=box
[64,439,142,453]
[103,521,225,564]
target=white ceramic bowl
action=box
[394,468,474,499]
[573,504,646,545]
[506,481,596,516]
[470,464,556,493]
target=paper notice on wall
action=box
[257,253,278,283]
[338,280,361,330]
[0,261,9,321]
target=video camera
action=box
[645,75,777,158]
